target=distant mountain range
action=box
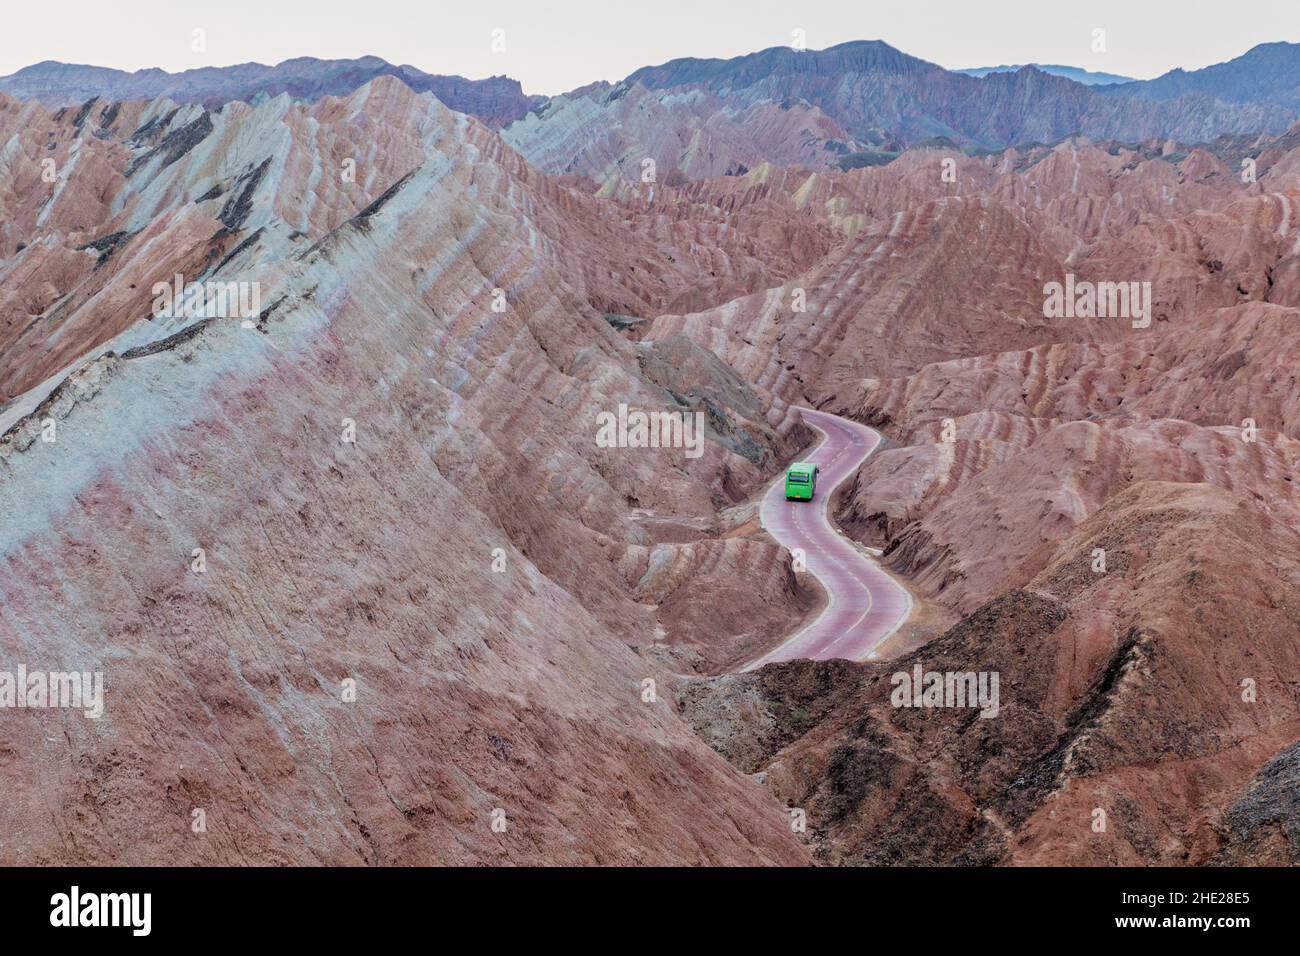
[955,64,1134,85]
[620,41,1292,148]
[3,40,1298,150]
[0,56,542,126]
[1102,41,1300,112]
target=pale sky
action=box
[3,0,1298,95]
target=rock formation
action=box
[3,37,1299,867]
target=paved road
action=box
[741,407,913,670]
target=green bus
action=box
[784,461,819,500]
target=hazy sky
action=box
[4,0,1298,95]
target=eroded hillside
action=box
[2,63,1298,865]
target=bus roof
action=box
[787,461,816,474]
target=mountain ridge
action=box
[0,55,543,126]
[1103,41,1300,111]
[9,39,1300,150]
[956,63,1135,85]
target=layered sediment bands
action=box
[845,417,1300,615]
[5,59,1300,866]
[686,484,1300,865]
[644,139,1300,414]
[0,81,457,403]
[0,343,804,864]
[630,535,815,673]
[502,81,861,182]
[646,194,1106,408]
[0,79,855,409]
[839,303,1300,442]
[0,78,813,864]
[0,80,832,408]
[652,124,1300,866]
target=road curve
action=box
[741,407,913,671]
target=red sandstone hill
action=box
[0,77,815,864]
[2,58,1298,866]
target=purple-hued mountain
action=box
[0,56,544,126]
[5,39,1299,151]
[622,40,1294,147]
[1102,42,1300,111]
[956,64,1134,85]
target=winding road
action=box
[741,407,913,671]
